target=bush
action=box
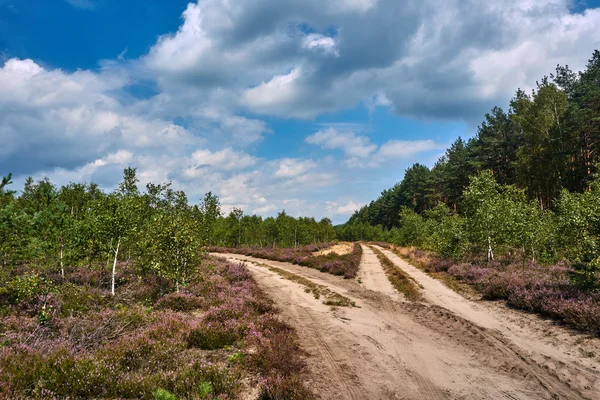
[258,375,315,400]
[186,324,241,350]
[248,331,306,377]
[154,292,204,312]
[154,388,177,400]
[99,331,183,373]
[210,243,362,278]
[0,259,313,399]
[0,274,50,305]
[57,283,107,316]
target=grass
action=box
[368,245,424,302]
[257,262,356,308]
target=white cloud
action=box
[305,128,440,167]
[377,139,439,160]
[129,0,600,122]
[241,69,303,114]
[305,128,377,159]
[253,204,277,214]
[185,148,259,176]
[334,0,378,12]
[220,116,271,144]
[6,0,600,224]
[274,158,317,178]
[326,200,365,216]
[302,34,339,56]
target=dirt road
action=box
[213,246,600,400]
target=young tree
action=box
[143,190,201,291]
[200,192,221,246]
[100,169,142,295]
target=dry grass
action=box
[390,246,478,298]
[369,246,424,302]
[257,262,356,308]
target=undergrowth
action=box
[0,257,315,399]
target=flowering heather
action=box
[394,246,600,335]
[210,242,362,279]
[0,256,314,399]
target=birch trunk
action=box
[487,234,494,261]
[60,246,64,278]
[111,238,121,296]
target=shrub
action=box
[154,292,204,312]
[0,259,313,399]
[153,388,178,400]
[210,243,362,278]
[99,331,184,373]
[248,331,306,377]
[258,375,315,400]
[57,283,107,316]
[0,274,50,305]
[186,324,241,350]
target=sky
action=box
[1,0,599,223]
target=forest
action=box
[338,50,600,277]
[0,168,336,284]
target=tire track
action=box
[216,252,600,399]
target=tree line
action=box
[338,50,600,276]
[0,169,336,291]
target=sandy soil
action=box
[314,242,354,256]
[374,245,600,390]
[213,247,600,400]
[358,245,400,298]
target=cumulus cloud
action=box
[136,0,600,121]
[378,139,440,160]
[302,34,339,56]
[274,158,317,178]
[4,0,600,223]
[305,128,441,167]
[305,128,377,159]
[184,148,259,176]
[326,200,365,216]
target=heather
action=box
[0,256,314,399]
[210,242,362,279]
[394,246,600,335]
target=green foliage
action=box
[395,207,426,247]
[422,203,466,258]
[186,325,241,350]
[153,388,178,400]
[228,350,246,364]
[0,274,50,304]
[198,381,213,398]
[556,171,600,287]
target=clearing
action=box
[213,244,600,400]
[313,241,354,256]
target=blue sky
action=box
[1,0,599,223]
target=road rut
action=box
[213,247,600,399]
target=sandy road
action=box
[213,247,600,400]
